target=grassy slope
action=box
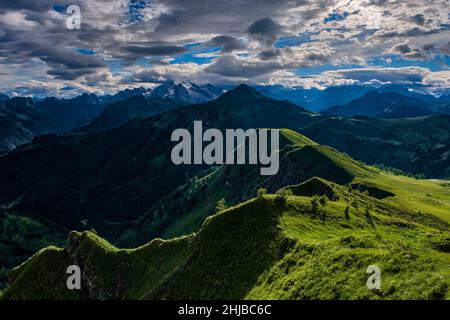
[3,186,449,300]
[2,130,450,300]
[160,129,370,239]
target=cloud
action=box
[204,40,335,78]
[323,67,429,85]
[206,35,245,53]
[411,14,426,26]
[205,54,280,77]
[0,0,55,13]
[423,70,450,90]
[392,43,413,55]
[390,42,427,60]
[0,0,449,96]
[122,44,187,56]
[247,17,282,46]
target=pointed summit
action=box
[218,83,263,103]
[234,83,257,92]
[230,83,259,95]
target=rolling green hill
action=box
[2,129,450,300]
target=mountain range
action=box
[1,84,450,298]
[321,91,450,118]
[0,95,105,154]
[0,81,223,153]
[2,82,449,155]
[101,81,223,105]
[255,84,450,112]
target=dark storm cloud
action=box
[392,43,412,54]
[259,48,282,60]
[122,45,187,56]
[0,28,108,80]
[248,17,281,37]
[411,14,426,26]
[31,46,106,69]
[47,66,101,80]
[206,36,245,53]
[154,10,184,33]
[247,17,282,46]
[391,43,428,60]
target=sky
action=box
[0,0,449,98]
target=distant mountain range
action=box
[101,81,223,105]
[320,91,450,118]
[2,82,449,152]
[0,95,106,154]
[147,81,224,104]
[255,84,450,112]
[2,83,450,170]
[0,81,223,153]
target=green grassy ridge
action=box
[3,129,450,300]
[141,129,450,243]
[156,129,368,240]
[2,230,193,300]
[1,197,286,300]
[2,184,450,300]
